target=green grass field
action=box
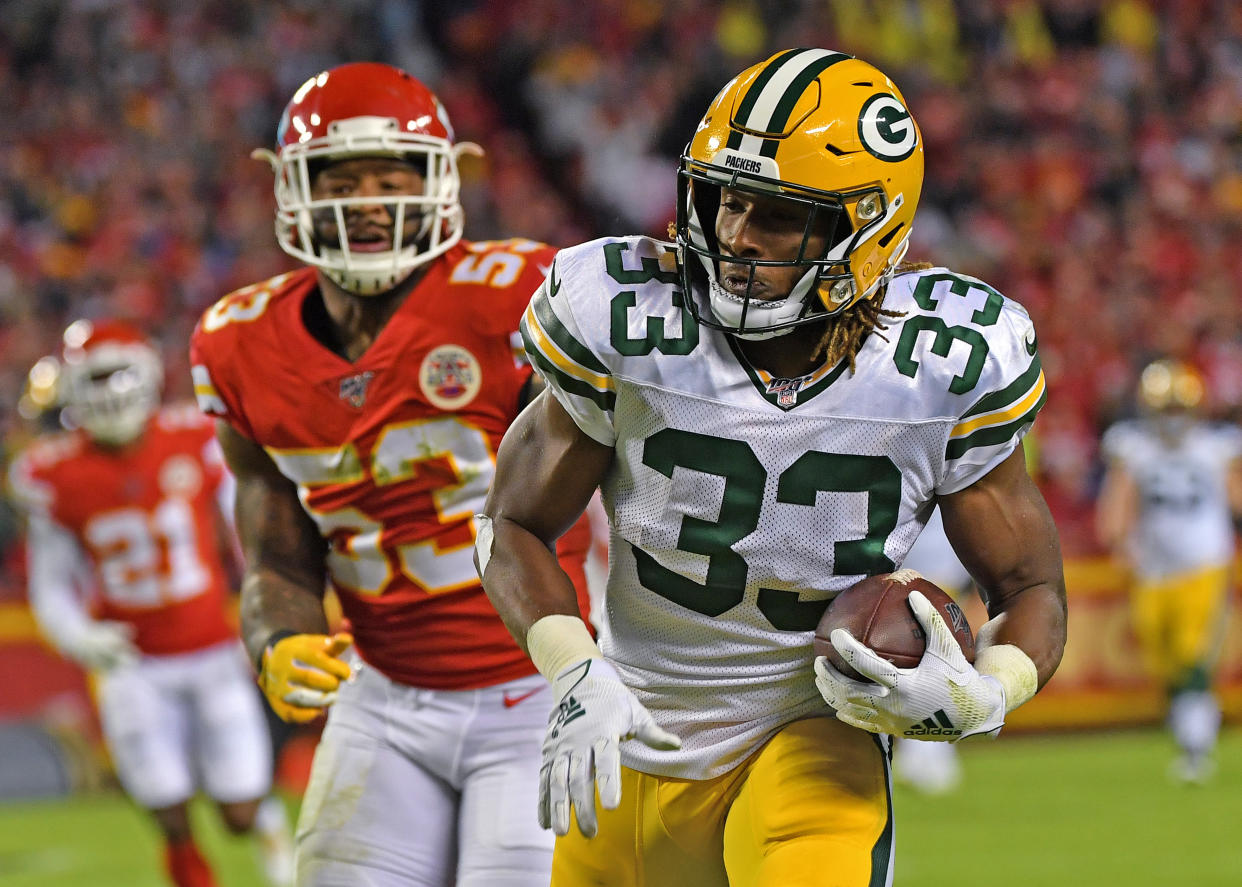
[0,726,1238,886]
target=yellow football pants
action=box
[551,716,892,887]
[1131,564,1231,686]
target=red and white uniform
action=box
[190,239,591,690]
[11,405,236,655]
[9,405,272,809]
[193,239,590,886]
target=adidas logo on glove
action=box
[903,709,963,738]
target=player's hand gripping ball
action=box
[813,569,974,681]
[813,570,1006,741]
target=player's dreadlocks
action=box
[813,261,933,371]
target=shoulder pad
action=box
[885,269,1045,493]
[521,236,682,446]
[198,270,302,336]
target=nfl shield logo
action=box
[767,375,806,408]
[339,371,375,409]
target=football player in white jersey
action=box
[477,49,1067,886]
[1097,359,1242,783]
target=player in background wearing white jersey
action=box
[1097,359,1242,784]
[8,321,293,887]
[477,49,1066,886]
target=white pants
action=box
[97,640,273,809]
[295,662,553,887]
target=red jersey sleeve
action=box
[189,269,315,439]
[444,238,557,372]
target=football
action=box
[813,569,975,681]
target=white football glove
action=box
[814,590,1006,742]
[540,658,680,838]
[70,620,140,672]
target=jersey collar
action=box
[726,336,849,411]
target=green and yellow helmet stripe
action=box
[725,48,852,157]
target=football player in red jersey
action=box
[189,62,592,887]
[8,320,294,887]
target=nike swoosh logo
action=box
[1024,329,1037,356]
[503,687,543,708]
[546,261,561,298]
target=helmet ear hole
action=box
[877,222,905,249]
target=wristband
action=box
[974,643,1038,713]
[526,614,602,681]
[256,629,300,673]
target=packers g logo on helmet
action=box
[676,48,925,340]
[858,94,918,161]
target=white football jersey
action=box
[523,236,1045,779]
[1100,419,1242,580]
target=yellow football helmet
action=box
[677,48,924,339]
[1138,359,1204,412]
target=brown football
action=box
[813,569,975,681]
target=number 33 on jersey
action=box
[189,239,589,690]
[523,236,1045,777]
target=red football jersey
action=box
[189,239,591,690]
[11,404,237,655]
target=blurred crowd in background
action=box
[2,0,1242,586]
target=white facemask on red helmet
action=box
[61,319,163,446]
[258,62,479,296]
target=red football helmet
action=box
[60,319,163,445]
[258,62,476,295]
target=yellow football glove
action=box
[259,632,353,723]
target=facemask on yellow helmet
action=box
[676,48,924,340]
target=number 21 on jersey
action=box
[85,498,211,607]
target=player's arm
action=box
[477,389,679,838]
[817,445,1066,741]
[25,511,138,671]
[477,387,609,654]
[516,368,546,411]
[1094,458,1138,557]
[215,419,351,722]
[938,444,1067,689]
